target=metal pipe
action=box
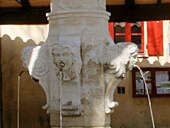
[17,71,25,128]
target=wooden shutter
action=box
[108,22,114,40]
[125,23,131,42]
[140,22,144,53]
[147,21,163,56]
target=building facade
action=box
[1,0,170,128]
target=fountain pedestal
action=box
[21,0,138,128]
[46,1,112,127]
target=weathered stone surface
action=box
[21,0,138,127]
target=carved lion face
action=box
[127,52,138,71]
[51,46,74,71]
[108,42,138,78]
[126,44,138,71]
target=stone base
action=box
[50,110,111,128]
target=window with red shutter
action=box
[147,21,163,56]
[109,21,164,55]
[114,22,126,42]
[108,22,114,40]
[131,22,144,53]
[108,22,144,54]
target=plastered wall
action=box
[1,21,170,128]
[111,20,170,128]
[1,25,50,128]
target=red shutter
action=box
[125,23,131,42]
[139,22,144,53]
[147,21,163,56]
[108,22,114,40]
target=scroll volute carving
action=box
[104,42,138,114]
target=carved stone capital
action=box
[21,0,139,127]
[21,43,82,116]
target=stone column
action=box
[21,0,139,128]
[46,1,112,127]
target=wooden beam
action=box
[157,0,162,4]
[0,7,50,24]
[1,3,170,24]
[125,0,135,6]
[16,0,31,9]
[107,3,170,22]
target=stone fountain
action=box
[21,0,138,127]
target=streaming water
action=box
[17,75,21,128]
[134,65,155,128]
[18,70,63,128]
[17,71,25,128]
[58,71,63,128]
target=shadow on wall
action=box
[1,34,50,128]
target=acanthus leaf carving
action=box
[21,45,49,79]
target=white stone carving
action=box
[21,0,139,127]
[21,46,35,71]
[81,29,114,65]
[51,0,106,13]
[104,42,138,114]
[21,45,52,112]
[50,43,82,116]
[21,43,82,115]
[21,46,49,79]
[51,44,81,81]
